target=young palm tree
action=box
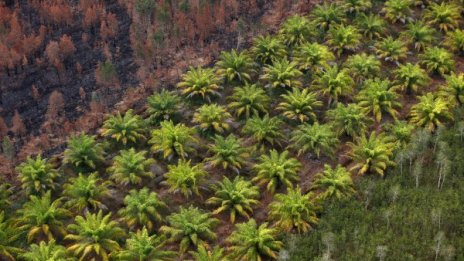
[147,90,183,124]
[310,2,346,31]
[192,104,232,135]
[326,24,362,56]
[392,62,430,95]
[18,192,70,243]
[0,212,21,260]
[293,42,335,74]
[252,149,301,193]
[383,120,415,149]
[312,65,354,106]
[342,0,372,14]
[375,36,408,63]
[118,188,166,232]
[251,35,287,65]
[205,134,248,173]
[444,29,464,55]
[344,53,381,83]
[326,103,371,138]
[227,84,270,119]
[108,149,154,186]
[439,72,464,106]
[419,47,454,76]
[279,15,313,46]
[356,78,401,122]
[227,219,283,261]
[400,20,436,51]
[0,183,11,211]
[63,133,104,172]
[311,164,355,201]
[63,172,111,213]
[149,121,198,161]
[66,211,124,261]
[216,50,255,84]
[116,227,175,261]
[260,58,303,89]
[381,0,414,24]
[269,186,319,233]
[190,245,226,261]
[354,13,386,40]
[277,88,322,123]
[347,132,396,176]
[20,240,73,261]
[160,206,219,253]
[164,160,207,198]
[177,67,221,102]
[101,109,146,146]
[207,176,259,223]
[16,155,58,196]
[242,115,284,150]
[289,122,339,158]
[424,2,461,32]
[409,93,453,132]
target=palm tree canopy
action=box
[149,120,198,160]
[228,84,270,119]
[311,164,355,201]
[289,122,339,158]
[101,109,146,145]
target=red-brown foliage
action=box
[11,110,26,136]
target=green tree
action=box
[424,2,461,32]
[344,53,381,83]
[409,93,453,132]
[294,42,335,74]
[400,20,436,51]
[242,115,284,150]
[108,149,154,186]
[251,35,287,65]
[20,240,73,261]
[279,15,313,46]
[312,65,354,106]
[118,188,166,232]
[311,164,355,201]
[326,24,361,56]
[326,103,371,138]
[164,160,207,198]
[147,90,183,124]
[289,123,339,158]
[16,155,58,196]
[0,212,21,260]
[439,72,464,106]
[177,67,221,102]
[383,120,415,149]
[216,50,255,84]
[190,245,226,261]
[356,78,401,122]
[205,135,248,173]
[63,172,111,213]
[419,47,454,76]
[354,13,386,40]
[0,183,11,211]
[277,88,322,123]
[227,219,283,261]
[392,62,430,95]
[227,84,270,119]
[310,2,346,31]
[101,109,146,146]
[149,121,198,160]
[63,133,104,172]
[381,0,413,24]
[192,104,232,135]
[160,206,218,253]
[260,59,303,89]
[444,29,464,55]
[207,176,259,223]
[253,149,301,193]
[375,36,408,63]
[342,0,372,14]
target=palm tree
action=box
[439,72,464,106]
[400,20,436,51]
[227,84,270,119]
[216,50,255,84]
[116,227,175,261]
[0,183,11,211]
[381,0,414,24]
[16,155,58,196]
[192,104,232,135]
[118,188,167,231]
[419,47,454,76]
[312,65,354,106]
[147,90,183,124]
[277,88,322,123]
[342,0,372,14]
[101,109,145,146]
[383,120,415,149]
[279,15,313,46]
[227,219,283,261]
[66,211,124,261]
[354,13,386,40]
[294,42,335,75]
[252,149,301,193]
[260,58,303,89]
[149,121,198,161]
[160,206,218,253]
[164,160,207,198]
[63,172,111,213]
[63,133,104,172]
[269,186,319,233]
[205,134,248,173]
[190,245,226,261]
[251,35,287,65]
[409,93,453,132]
[242,115,284,150]
[0,212,21,260]
[444,29,464,55]
[177,67,221,102]
[326,24,361,56]
[18,192,70,243]
[108,149,154,186]
[326,103,371,138]
[393,63,430,95]
[207,176,259,223]
[424,2,461,32]
[289,122,339,158]
[347,132,396,176]
[375,36,408,63]
[310,2,346,31]
[20,240,73,261]
[311,164,355,201]
[356,78,401,122]
[344,53,381,83]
